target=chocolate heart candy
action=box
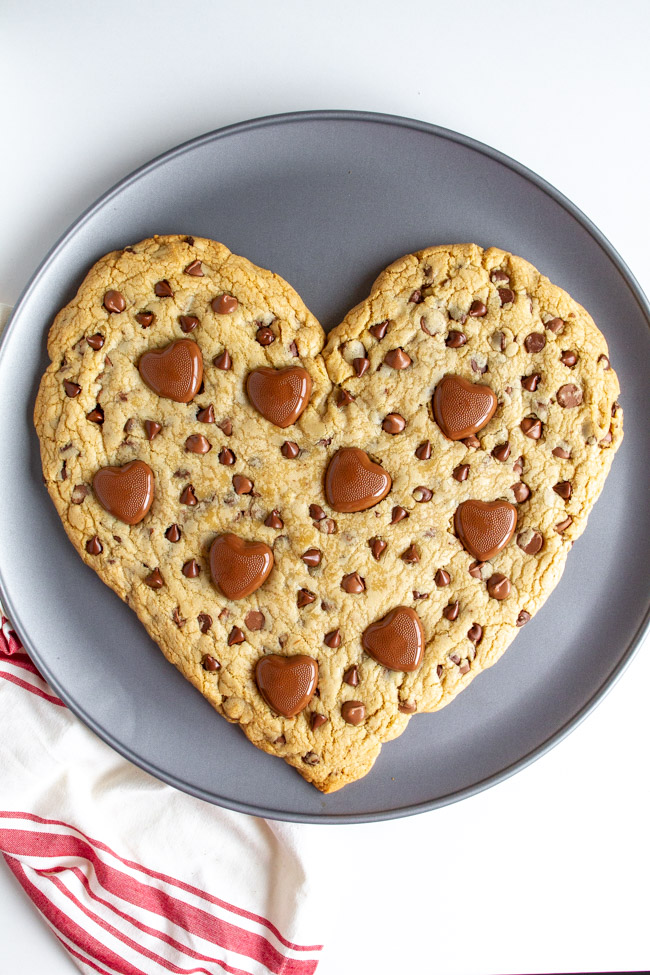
[209,533,274,600]
[324,447,392,513]
[454,499,517,561]
[139,338,203,403]
[362,606,424,672]
[433,374,497,440]
[246,366,312,428]
[255,654,318,718]
[93,460,154,525]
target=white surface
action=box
[0,1,648,973]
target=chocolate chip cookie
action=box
[34,237,622,791]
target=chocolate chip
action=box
[227,626,246,646]
[552,445,572,459]
[64,380,81,397]
[274,735,286,745]
[467,623,483,644]
[311,713,328,730]
[513,455,525,475]
[86,406,104,424]
[384,348,412,369]
[184,260,203,276]
[302,548,322,567]
[468,561,486,579]
[144,568,164,589]
[498,288,515,306]
[521,416,543,439]
[85,535,103,555]
[154,280,173,298]
[310,504,326,521]
[522,373,541,392]
[341,701,366,725]
[325,629,342,648]
[524,332,546,353]
[413,591,429,600]
[410,487,431,507]
[104,290,125,313]
[86,333,105,350]
[553,481,573,500]
[560,350,578,367]
[211,294,238,314]
[469,300,487,317]
[453,464,469,482]
[398,701,417,714]
[233,474,253,495]
[491,331,506,352]
[401,544,420,564]
[445,330,467,348]
[517,530,543,555]
[177,315,198,333]
[218,447,236,466]
[415,441,432,460]
[382,413,406,434]
[555,516,573,534]
[141,419,161,442]
[557,384,582,408]
[289,341,299,357]
[264,510,283,529]
[487,573,511,600]
[180,484,197,505]
[599,429,613,446]
[337,389,355,407]
[491,269,510,283]
[185,434,211,454]
[198,613,212,633]
[512,482,531,502]
[217,418,233,436]
[434,568,450,587]
[516,610,531,627]
[165,524,182,543]
[194,405,214,425]
[369,320,389,340]
[256,325,275,346]
[341,572,365,593]
[391,506,409,524]
[281,441,300,459]
[409,289,423,303]
[492,442,510,462]
[182,559,200,578]
[353,357,370,377]
[202,654,220,671]
[545,317,564,333]
[443,600,460,621]
[462,435,481,449]
[297,589,316,607]
[369,537,387,560]
[598,354,611,369]
[135,311,154,328]
[71,484,88,504]
[302,752,320,765]
[343,664,358,685]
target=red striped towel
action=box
[0,610,324,975]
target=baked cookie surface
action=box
[34,237,622,792]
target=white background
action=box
[1,1,649,973]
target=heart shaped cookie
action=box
[35,236,622,792]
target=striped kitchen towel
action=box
[0,610,325,975]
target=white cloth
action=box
[0,610,324,975]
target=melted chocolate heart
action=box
[454,499,518,561]
[93,460,154,525]
[433,374,497,440]
[362,606,424,672]
[246,366,312,427]
[209,533,274,600]
[255,654,318,717]
[139,338,203,403]
[324,447,392,513]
